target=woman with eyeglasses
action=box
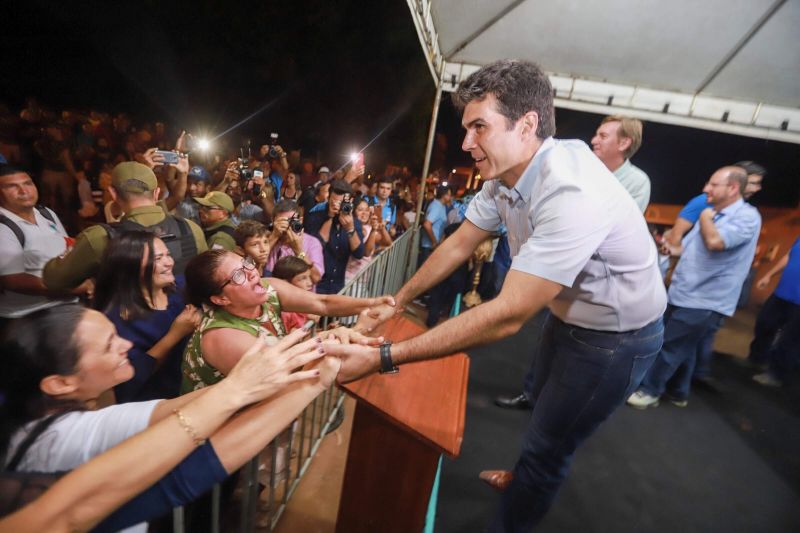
[93,231,201,403]
[181,249,392,392]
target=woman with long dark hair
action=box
[0,304,337,531]
[94,231,200,402]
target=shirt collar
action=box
[718,198,745,218]
[613,159,631,176]
[496,137,556,205]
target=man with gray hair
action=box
[326,59,667,530]
[591,115,651,212]
[629,165,761,409]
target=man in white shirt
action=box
[591,115,651,212]
[0,166,92,323]
[328,60,666,530]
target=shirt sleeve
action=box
[41,227,104,290]
[511,183,613,287]
[93,441,228,533]
[0,226,25,276]
[719,208,761,250]
[465,185,502,232]
[351,220,365,260]
[677,194,709,224]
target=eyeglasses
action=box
[219,256,257,291]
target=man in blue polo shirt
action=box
[750,236,800,387]
[419,184,452,266]
[662,161,766,389]
[629,166,761,408]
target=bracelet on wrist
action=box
[173,409,207,447]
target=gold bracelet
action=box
[173,409,206,446]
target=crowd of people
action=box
[1,59,798,532]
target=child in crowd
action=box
[234,220,273,276]
[271,255,318,331]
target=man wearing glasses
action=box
[195,191,237,251]
[628,166,761,409]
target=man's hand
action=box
[141,147,162,169]
[322,326,383,346]
[322,343,381,384]
[354,302,399,334]
[174,131,187,152]
[171,153,189,175]
[339,213,355,232]
[285,223,303,252]
[272,216,290,235]
[756,274,772,290]
[72,278,95,299]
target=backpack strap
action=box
[0,215,24,248]
[34,206,56,225]
[172,216,197,260]
[5,414,62,472]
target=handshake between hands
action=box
[228,295,401,403]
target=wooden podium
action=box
[335,316,470,533]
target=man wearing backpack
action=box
[43,161,207,291]
[0,165,93,324]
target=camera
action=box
[289,214,303,233]
[340,193,353,215]
[267,132,281,159]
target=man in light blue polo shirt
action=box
[327,60,667,530]
[629,166,760,408]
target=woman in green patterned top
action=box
[181,250,392,392]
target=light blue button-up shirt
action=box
[465,137,666,331]
[669,198,761,316]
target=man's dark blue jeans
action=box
[639,305,723,401]
[493,314,664,531]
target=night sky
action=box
[3,0,798,207]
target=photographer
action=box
[216,161,269,224]
[304,179,364,295]
[259,140,289,201]
[265,199,324,287]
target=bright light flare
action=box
[350,152,360,162]
[197,138,211,151]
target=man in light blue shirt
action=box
[418,184,451,265]
[629,166,761,408]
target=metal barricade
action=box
[173,228,418,532]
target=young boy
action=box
[234,220,275,276]
[272,255,317,331]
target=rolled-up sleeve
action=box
[719,209,761,250]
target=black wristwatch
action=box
[379,341,398,374]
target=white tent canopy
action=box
[406,0,800,144]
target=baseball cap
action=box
[111,162,158,193]
[189,165,210,181]
[318,166,330,174]
[194,191,234,213]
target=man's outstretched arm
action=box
[358,220,490,332]
[330,269,563,382]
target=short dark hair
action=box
[725,166,749,194]
[272,256,311,282]
[0,164,27,177]
[314,181,330,196]
[234,220,269,248]
[330,179,353,196]
[274,198,298,214]
[435,185,451,199]
[377,175,393,185]
[452,59,556,138]
[734,160,767,177]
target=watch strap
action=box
[379,342,398,374]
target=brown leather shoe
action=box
[479,470,513,492]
